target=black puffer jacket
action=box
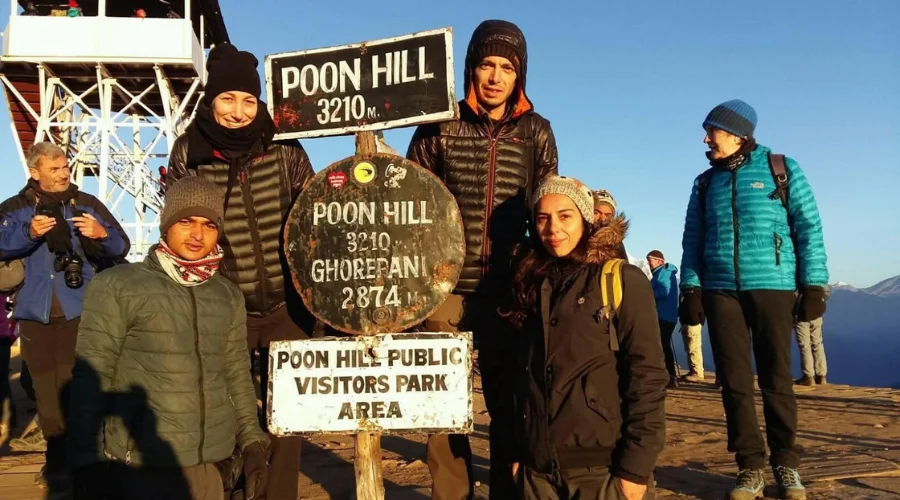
[407,103,557,294]
[167,132,314,316]
[513,217,668,485]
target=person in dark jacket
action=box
[166,43,315,500]
[406,19,558,500]
[0,142,129,489]
[501,175,667,500]
[647,250,679,388]
[0,292,16,435]
[679,100,827,500]
[69,177,269,500]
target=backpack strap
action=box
[697,168,713,216]
[599,258,625,352]
[767,153,790,211]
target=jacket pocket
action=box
[774,233,783,266]
[582,376,613,422]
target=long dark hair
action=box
[500,220,594,329]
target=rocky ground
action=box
[2,345,898,499]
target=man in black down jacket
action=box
[166,44,314,500]
[407,19,558,500]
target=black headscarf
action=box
[707,138,758,171]
[186,100,276,207]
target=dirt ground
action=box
[2,344,899,500]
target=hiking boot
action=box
[815,375,827,385]
[794,376,815,387]
[10,427,47,452]
[773,466,806,499]
[667,376,679,389]
[681,371,705,383]
[34,464,47,488]
[728,469,766,499]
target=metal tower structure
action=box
[1,0,229,260]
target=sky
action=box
[1,0,898,287]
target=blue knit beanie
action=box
[702,99,757,139]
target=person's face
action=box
[703,126,743,159]
[594,204,614,224]
[30,155,70,193]
[535,194,585,258]
[473,56,517,113]
[212,91,258,129]
[165,216,219,260]
[647,256,665,270]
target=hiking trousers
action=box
[658,320,678,379]
[246,306,307,500]
[519,466,655,500]
[107,462,224,500]
[424,292,515,500]
[681,323,704,376]
[794,317,827,378]
[703,290,799,470]
[18,316,79,474]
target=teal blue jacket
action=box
[680,145,828,291]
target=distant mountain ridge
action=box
[669,273,900,389]
[861,274,900,297]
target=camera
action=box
[36,204,56,218]
[53,253,84,289]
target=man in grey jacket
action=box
[69,178,269,500]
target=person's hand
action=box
[29,215,56,239]
[618,477,648,500]
[678,288,704,326]
[796,287,826,322]
[72,213,108,240]
[243,441,270,500]
[511,462,520,479]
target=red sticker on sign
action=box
[328,171,348,188]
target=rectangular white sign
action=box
[267,332,473,435]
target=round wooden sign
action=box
[284,153,465,335]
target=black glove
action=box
[679,288,705,326]
[796,287,826,322]
[72,462,109,500]
[243,441,271,500]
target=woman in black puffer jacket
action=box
[501,175,668,500]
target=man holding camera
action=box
[0,142,129,488]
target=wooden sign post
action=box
[354,130,384,500]
[266,28,465,500]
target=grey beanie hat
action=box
[159,177,225,235]
[533,175,595,223]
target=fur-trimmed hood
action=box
[585,214,628,265]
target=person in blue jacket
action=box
[679,100,827,500]
[0,142,129,488]
[647,250,679,388]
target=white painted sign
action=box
[267,332,473,435]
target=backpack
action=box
[598,258,625,352]
[0,259,25,293]
[698,152,790,215]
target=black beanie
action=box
[204,44,261,105]
[464,20,528,94]
[468,20,526,72]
